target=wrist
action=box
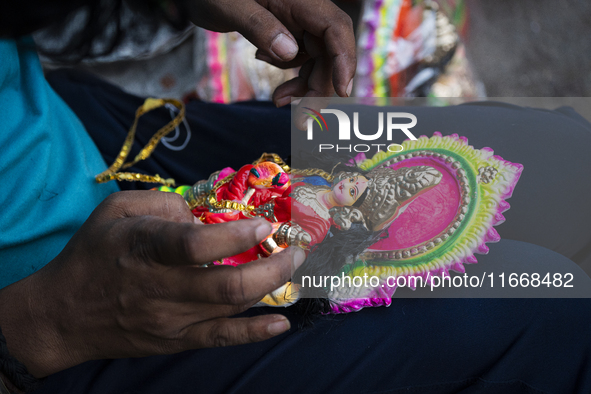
[0,269,76,379]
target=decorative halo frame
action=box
[328,133,523,313]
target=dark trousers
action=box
[39,69,591,394]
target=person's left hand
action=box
[188,0,356,106]
[0,191,304,378]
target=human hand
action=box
[0,191,304,378]
[188,0,356,106]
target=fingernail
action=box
[271,33,298,61]
[275,96,291,108]
[255,221,273,241]
[346,79,354,97]
[267,317,290,336]
[293,247,306,271]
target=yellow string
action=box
[95,98,185,186]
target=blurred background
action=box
[34,0,591,116]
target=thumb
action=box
[235,2,299,62]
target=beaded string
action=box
[95,98,185,187]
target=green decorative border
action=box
[329,133,524,299]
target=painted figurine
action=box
[158,133,522,313]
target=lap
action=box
[35,241,591,394]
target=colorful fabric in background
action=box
[203,31,229,103]
[437,0,468,38]
[356,0,465,98]
[195,31,297,103]
[356,0,403,97]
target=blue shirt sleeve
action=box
[0,38,119,288]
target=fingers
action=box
[102,190,197,224]
[279,0,356,97]
[272,58,315,107]
[175,247,305,305]
[131,217,273,266]
[255,50,310,70]
[232,1,299,62]
[246,0,355,101]
[183,314,291,349]
[272,57,332,130]
[193,0,355,99]
[271,32,352,128]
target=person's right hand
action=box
[188,0,356,105]
[0,191,304,378]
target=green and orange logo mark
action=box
[304,107,329,131]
